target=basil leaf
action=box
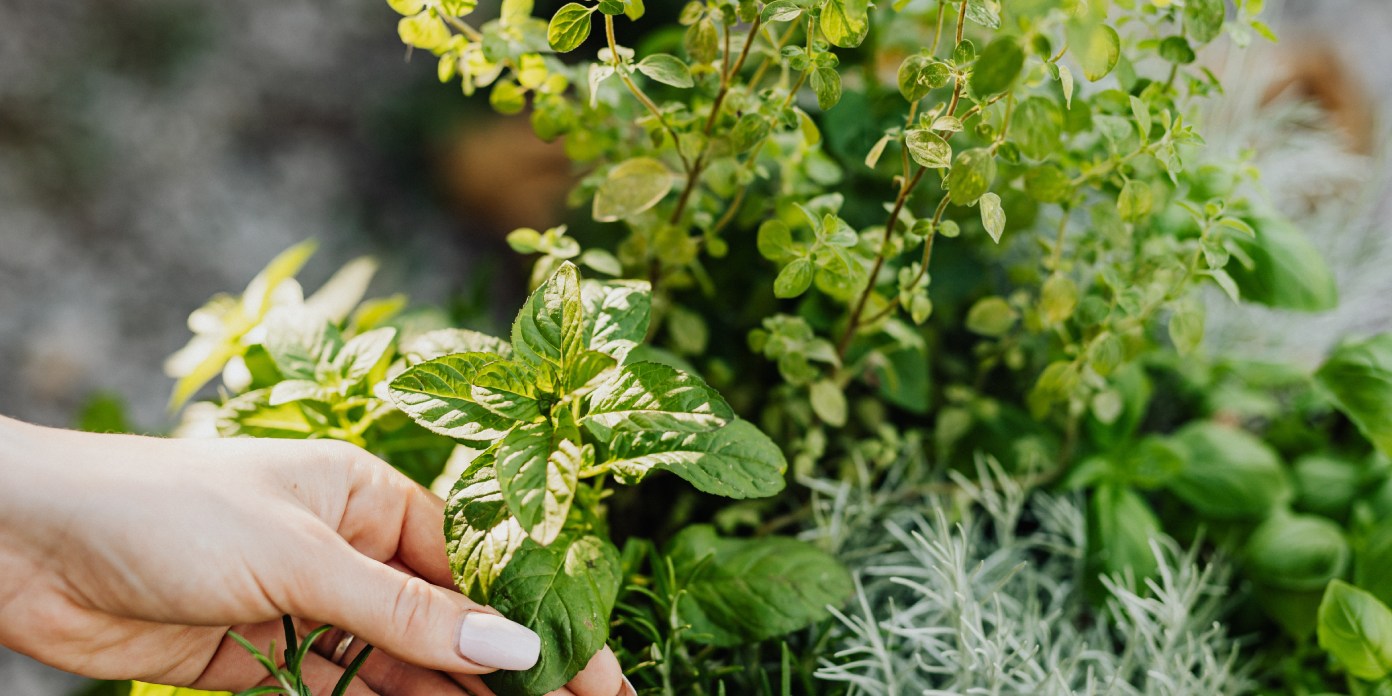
[387,353,518,446]
[445,453,527,602]
[1316,334,1392,458]
[1225,213,1338,312]
[581,361,733,439]
[511,261,586,375]
[485,533,621,695]
[665,525,851,647]
[607,419,787,498]
[1089,483,1160,579]
[1318,580,1392,681]
[1165,422,1289,520]
[496,420,582,546]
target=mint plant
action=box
[386,261,796,692]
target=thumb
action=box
[293,541,540,674]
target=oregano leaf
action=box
[905,129,951,169]
[636,54,694,88]
[548,3,596,53]
[593,157,675,222]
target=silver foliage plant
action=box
[805,458,1250,695]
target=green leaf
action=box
[757,220,799,262]
[607,419,787,498]
[593,157,674,222]
[388,353,519,446]
[761,0,801,22]
[496,420,582,546]
[636,54,694,88]
[666,525,852,647]
[329,327,396,384]
[1040,274,1079,325]
[1166,421,1289,519]
[485,533,621,695]
[268,379,335,406]
[1225,213,1338,312]
[1185,0,1225,44]
[1247,513,1349,593]
[511,261,586,374]
[1012,97,1062,160]
[1318,580,1392,681]
[685,17,719,63]
[582,361,733,439]
[446,453,527,601]
[810,67,842,110]
[548,3,595,53]
[904,129,951,169]
[979,192,1005,243]
[809,379,847,426]
[820,0,869,48]
[964,0,1001,29]
[1090,483,1161,578]
[946,148,996,205]
[217,390,316,439]
[306,256,379,323]
[580,279,652,362]
[470,360,544,422]
[969,37,1024,97]
[1316,334,1392,458]
[398,11,451,51]
[1168,300,1205,355]
[400,328,512,364]
[1117,180,1152,221]
[774,258,814,298]
[262,308,343,381]
[965,296,1016,337]
[1071,22,1121,82]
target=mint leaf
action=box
[217,389,316,439]
[401,328,512,364]
[496,420,583,546]
[268,379,335,406]
[446,453,527,602]
[327,327,396,384]
[485,532,621,695]
[263,308,342,381]
[387,353,518,446]
[470,360,544,422]
[581,361,733,439]
[566,350,619,393]
[607,419,787,498]
[511,261,586,375]
[666,525,852,647]
[580,279,652,361]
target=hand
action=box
[0,417,633,696]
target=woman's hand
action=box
[0,417,632,696]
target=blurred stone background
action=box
[0,0,1387,693]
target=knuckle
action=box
[387,575,440,641]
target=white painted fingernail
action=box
[618,674,636,696]
[457,612,540,671]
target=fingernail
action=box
[457,611,540,671]
[618,674,636,696]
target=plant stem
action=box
[441,13,483,42]
[605,14,692,173]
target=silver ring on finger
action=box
[330,632,356,664]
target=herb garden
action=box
[112,0,1392,694]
